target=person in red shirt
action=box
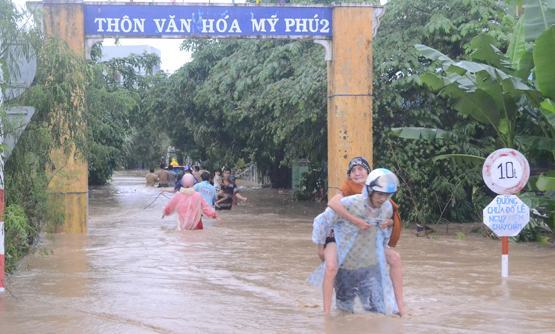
[162,174,219,230]
[321,157,406,316]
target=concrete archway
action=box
[42,1,383,232]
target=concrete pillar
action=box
[328,6,374,196]
[43,0,88,233]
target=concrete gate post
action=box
[43,0,88,233]
[327,6,375,197]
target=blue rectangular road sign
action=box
[84,5,332,39]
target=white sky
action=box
[102,38,191,73]
[14,0,246,73]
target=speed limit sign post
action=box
[482,148,530,195]
[482,148,530,278]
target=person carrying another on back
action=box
[317,157,370,314]
[325,157,406,316]
[311,168,400,316]
[162,174,219,230]
[194,171,217,207]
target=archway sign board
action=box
[85,5,332,39]
[43,1,383,233]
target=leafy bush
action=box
[294,164,327,201]
[4,205,31,273]
[3,38,84,268]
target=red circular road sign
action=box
[482,148,530,195]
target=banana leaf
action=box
[415,44,453,65]
[540,98,555,129]
[452,90,500,127]
[537,174,555,191]
[523,0,555,41]
[534,27,555,100]
[420,72,444,91]
[391,127,450,140]
[514,48,534,80]
[432,154,485,165]
[470,34,512,70]
[517,135,555,153]
[506,16,527,69]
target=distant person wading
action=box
[215,168,247,210]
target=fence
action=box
[235,163,270,186]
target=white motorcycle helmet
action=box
[365,168,399,195]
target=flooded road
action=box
[1,172,554,333]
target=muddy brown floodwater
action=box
[1,172,554,333]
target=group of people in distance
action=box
[146,164,247,231]
[311,157,406,317]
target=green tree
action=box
[0,0,35,96]
[153,39,327,186]
[409,2,555,237]
[4,33,89,268]
[87,45,167,181]
[1,0,38,271]
[373,0,514,224]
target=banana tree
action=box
[410,30,555,232]
[502,1,555,191]
[533,26,555,191]
[415,34,540,148]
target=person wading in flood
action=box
[215,174,247,210]
[318,157,370,314]
[323,158,406,316]
[145,168,159,187]
[162,174,219,230]
[194,171,217,207]
[213,170,222,192]
[157,164,172,188]
[310,169,400,316]
[192,165,202,183]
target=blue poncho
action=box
[309,189,398,315]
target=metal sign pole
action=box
[482,148,530,279]
[501,236,509,278]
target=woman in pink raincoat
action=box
[162,174,219,230]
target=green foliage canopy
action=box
[373,0,514,224]
[147,39,327,183]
